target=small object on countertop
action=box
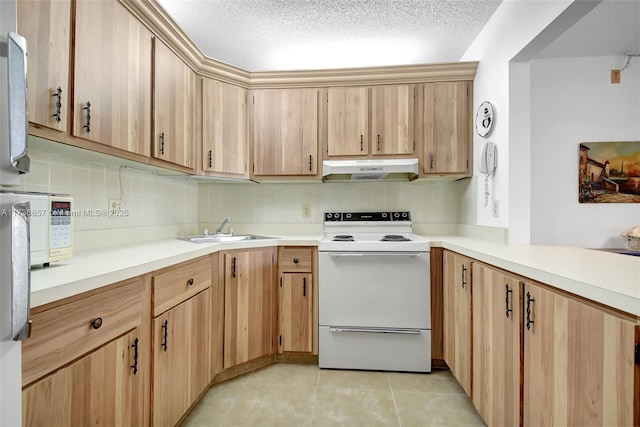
[620,226,640,250]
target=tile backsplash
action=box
[10,138,199,250]
[198,180,464,235]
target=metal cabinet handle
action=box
[161,319,168,351]
[10,202,31,341]
[303,277,306,296]
[505,284,513,318]
[130,338,139,375]
[360,134,364,151]
[52,87,62,123]
[187,278,194,286]
[159,132,165,155]
[7,32,29,174]
[232,257,237,278]
[208,150,212,168]
[83,102,91,133]
[309,154,312,171]
[293,258,299,264]
[461,265,467,289]
[377,134,381,151]
[430,153,434,170]
[90,317,103,329]
[526,291,535,330]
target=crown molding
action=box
[120,0,476,89]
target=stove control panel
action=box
[324,211,411,222]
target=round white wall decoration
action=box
[475,101,495,137]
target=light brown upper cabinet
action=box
[201,78,248,177]
[153,38,196,169]
[371,85,415,155]
[252,89,319,177]
[421,81,471,176]
[73,0,151,156]
[327,87,369,156]
[18,0,71,132]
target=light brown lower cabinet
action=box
[472,263,520,427]
[223,248,276,369]
[443,250,472,396]
[522,280,638,426]
[21,277,150,427]
[23,329,145,426]
[279,273,313,353]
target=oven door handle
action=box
[327,252,421,257]
[329,327,421,335]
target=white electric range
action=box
[318,211,431,373]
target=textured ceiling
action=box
[156,0,502,72]
[536,0,640,58]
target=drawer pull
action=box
[90,317,103,330]
[505,284,513,318]
[293,258,299,264]
[232,257,237,278]
[130,338,139,375]
[187,278,194,286]
[161,319,168,351]
[526,292,535,330]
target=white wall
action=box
[530,56,640,248]
[198,180,464,236]
[459,0,598,244]
[14,138,199,250]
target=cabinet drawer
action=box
[22,278,144,387]
[280,248,313,272]
[153,257,211,316]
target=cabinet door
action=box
[202,78,247,176]
[153,38,196,168]
[279,273,313,353]
[523,282,637,427]
[327,87,369,156]
[23,329,144,426]
[224,249,275,368]
[371,85,414,155]
[442,250,472,395]
[153,289,212,427]
[252,89,318,176]
[73,0,151,156]
[472,263,520,427]
[422,81,470,175]
[18,0,70,132]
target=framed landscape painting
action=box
[579,141,640,203]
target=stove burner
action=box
[333,235,355,242]
[381,234,411,242]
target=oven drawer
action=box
[319,326,431,372]
[318,252,430,329]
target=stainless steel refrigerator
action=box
[0,0,31,425]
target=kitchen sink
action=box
[178,234,278,243]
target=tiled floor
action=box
[182,363,486,427]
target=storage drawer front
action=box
[281,248,312,272]
[22,279,144,386]
[318,326,431,372]
[153,257,211,316]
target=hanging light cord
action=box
[620,52,640,72]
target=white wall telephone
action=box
[479,141,498,175]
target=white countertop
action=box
[31,235,640,317]
[30,235,319,308]
[429,237,640,318]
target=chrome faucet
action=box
[215,217,232,235]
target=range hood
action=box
[322,158,419,182]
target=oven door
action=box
[318,251,430,329]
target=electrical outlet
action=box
[492,200,499,218]
[109,199,123,212]
[302,204,311,218]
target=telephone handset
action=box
[479,142,498,175]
